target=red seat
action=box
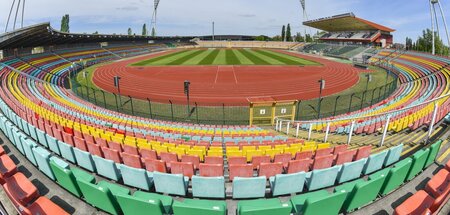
[274,153,291,169]
[108,141,123,152]
[229,164,253,181]
[394,190,434,215]
[445,159,450,172]
[334,150,357,165]
[140,149,157,160]
[51,127,63,142]
[170,162,195,178]
[25,196,69,215]
[86,141,103,157]
[312,154,334,170]
[122,152,143,169]
[62,132,75,146]
[123,144,139,155]
[73,136,87,152]
[424,169,450,211]
[181,155,200,170]
[204,156,223,165]
[199,163,223,177]
[0,155,18,184]
[160,152,178,169]
[102,147,122,163]
[333,144,348,155]
[295,151,313,160]
[259,162,283,179]
[95,137,108,148]
[144,159,167,173]
[3,173,39,207]
[287,158,311,174]
[252,155,271,169]
[354,146,371,160]
[315,148,333,158]
[228,156,247,165]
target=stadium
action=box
[0,0,449,215]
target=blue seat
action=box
[27,123,38,141]
[232,176,266,199]
[46,135,61,155]
[192,176,225,199]
[92,155,121,181]
[337,158,366,184]
[36,129,48,148]
[363,150,388,175]
[153,172,189,196]
[73,147,96,172]
[32,146,55,180]
[57,140,77,163]
[306,165,339,191]
[119,164,153,191]
[384,144,403,166]
[270,172,306,196]
[22,138,38,166]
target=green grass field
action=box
[131,48,320,66]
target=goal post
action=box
[249,100,297,126]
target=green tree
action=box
[414,29,449,55]
[281,25,286,42]
[151,27,156,37]
[60,14,70,33]
[286,24,292,42]
[142,24,147,36]
[93,31,99,35]
[295,32,305,42]
[305,34,313,42]
[255,35,269,41]
[128,27,132,36]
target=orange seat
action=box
[170,162,195,178]
[295,151,313,160]
[425,169,450,198]
[228,156,247,165]
[312,154,334,170]
[229,164,253,181]
[108,141,123,152]
[140,149,157,160]
[287,158,311,174]
[181,155,200,170]
[25,196,69,215]
[252,155,271,169]
[160,152,178,169]
[73,136,87,152]
[102,147,122,163]
[354,145,371,160]
[333,144,348,155]
[259,162,283,179]
[122,152,143,169]
[334,149,357,165]
[394,190,434,215]
[0,154,18,184]
[86,141,103,157]
[199,163,223,177]
[204,156,223,165]
[63,132,75,146]
[123,144,139,155]
[274,153,291,169]
[3,173,39,207]
[144,159,167,173]
[315,148,333,158]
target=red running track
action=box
[92,50,362,105]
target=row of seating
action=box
[394,159,450,215]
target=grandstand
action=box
[0,10,449,215]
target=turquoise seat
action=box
[306,165,339,191]
[337,158,366,184]
[363,150,388,174]
[57,140,77,163]
[32,146,55,180]
[270,172,305,196]
[384,144,403,166]
[73,147,96,172]
[119,164,153,191]
[116,191,173,215]
[15,131,26,155]
[153,172,189,196]
[237,198,291,215]
[36,129,48,148]
[173,199,226,215]
[92,155,121,181]
[22,138,38,166]
[232,176,266,199]
[46,135,61,155]
[192,176,225,199]
[27,123,38,141]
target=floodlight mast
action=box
[5,0,26,32]
[151,0,161,37]
[429,0,450,56]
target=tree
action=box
[60,14,70,33]
[142,24,147,36]
[295,32,305,42]
[151,27,156,37]
[414,29,449,55]
[286,24,292,42]
[305,34,313,42]
[255,35,269,41]
[405,37,413,50]
[128,28,132,36]
[281,25,286,42]
[93,31,99,35]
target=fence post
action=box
[222,103,225,125]
[317,98,323,119]
[427,102,439,143]
[85,86,91,102]
[334,96,341,116]
[378,85,383,102]
[169,100,174,121]
[296,123,300,138]
[113,93,119,112]
[296,100,301,120]
[370,88,376,106]
[380,115,391,147]
[324,122,331,143]
[147,98,153,119]
[360,91,366,109]
[195,102,199,124]
[347,120,355,144]
[348,93,355,113]
[308,123,313,140]
[275,119,279,131]
[129,96,134,115]
[92,88,97,105]
[101,90,107,108]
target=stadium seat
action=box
[232,176,266,199]
[394,190,434,215]
[290,190,329,214]
[252,155,271,169]
[3,172,40,207]
[181,155,200,169]
[153,172,189,196]
[306,165,339,191]
[334,149,356,165]
[92,155,121,181]
[0,154,18,184]
[160,152,178,169]
[192,176,226,199]
[57,140,77,163]
[354,145,371,160]
[380,158,412,195]
[25,196,70,215]
[312,154,334,170]
[287,158,311,174]
[384,144,403,166]
[337,158,366,183]
[121,152,143,169]
[333,144,348,154]
[259,162,283,178]
[424,169,450,199]
[199,163,224,177]
[315,148,333,158]
[270,172,306,196]
[73,147,96,172]
[295,151,313,160]
[172,199,227,215]
[119,164,153,191]
[405,148,430,181]
[237,198,292,215]
[32,146,55,180]
[363,150,388,175]
[301,190,348,215]
[205,156,224,165]
[229,164,253,181]
[228,156,247,165]
[274,153,291,168]
[170,161,195,178]
[116,191,173,215]
[424,140,443,168]
[144,159,167,173]
[140,149,157,160]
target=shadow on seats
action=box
[414,177,430,190]
[17,165,32,178]
[372,210,389,215]
[390,192,413,209]
[50,195,75,214]
[31,178,50,196]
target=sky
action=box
[0,0,449,44]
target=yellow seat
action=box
[226,150,244,157]
[274,144,288,151]
[317,143,330,150]
[111,135,124,144]
[226,146,239,151]
[187,149,205,161]
[301,145,316,152]
[153,145,168,155]
[193,146,206,152]
[124,139,137,147]
[258,145,272,152]
[284,147,301,157]
[265,149,283,159]
[242,146,256,153]
[163,143,176,148]
[245,149,264,162]
[209,146,222,151]
[170,147,186,159]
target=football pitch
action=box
[131,48,320,66]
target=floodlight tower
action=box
[429,0,450,56]
[5,0,26,32]
[300,0,308,36]
[151,0,161,37]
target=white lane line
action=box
[232,66,238,84]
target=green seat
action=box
[302,190,348,215]
[32,147,55,180]
[49,157,95,197]
[116,191,173,215]
[290,190,329,214]
[406,149,430,181]
[363,150,388,175]
[76,179,130,215]
[379,157,412,195]
[237,198,291,215]
[334,178,365,193]
[173,199,226,215]
[424,140,442,168]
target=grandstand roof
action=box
[303,13,395,33]
[0,23,193,50]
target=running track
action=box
[93,50,362,105]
